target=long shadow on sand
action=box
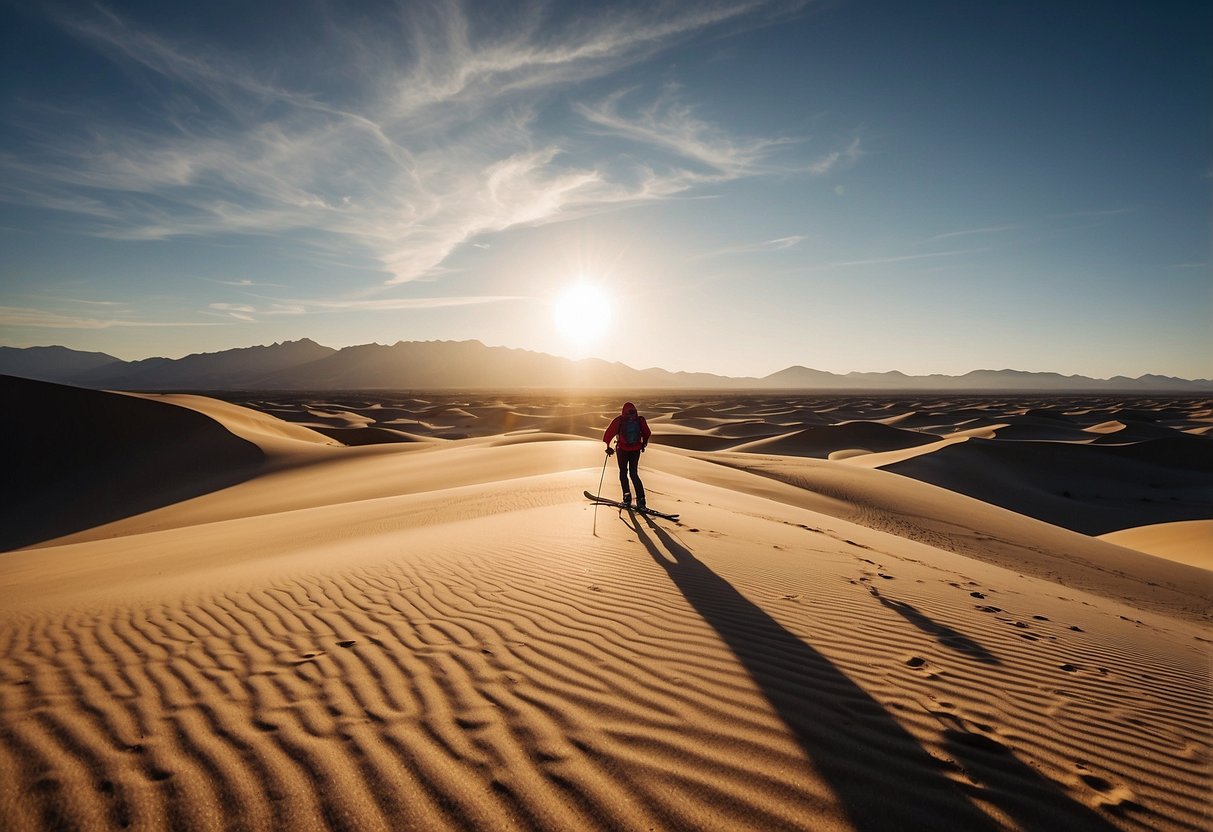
[627,513,1118,832]
[868,589,1000,665]
[943,729,1134,831]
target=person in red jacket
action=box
[603,401,652,508]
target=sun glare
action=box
[553,283,612,342]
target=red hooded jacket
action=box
[603,402,651,452]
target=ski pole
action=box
[593,443,610,535]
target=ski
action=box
[584,491,679,521]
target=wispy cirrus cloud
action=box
[2,1,831,287]
[206,295,523,322]
[924,223,1021,242]
[0,306,227,329]
[206,278,290,288]
[807,137,862,175]
[699,235,806,259]
[207,303,260,323]
[60,298,124,307]
[379,1,785,119]
[1047,206,1137,220]
[805,248,985,270]
[576,85,799,178]
[298,296,525,311]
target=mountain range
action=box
[2,340,1210,392]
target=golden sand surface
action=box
[2,378,1209,831]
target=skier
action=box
[603,401,652,509]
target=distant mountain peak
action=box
[0,341,1208,392]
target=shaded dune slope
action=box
[732,422,940,457]
[0,376,264,551]
[882,436,1213,535]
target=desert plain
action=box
[1,375,1210,831]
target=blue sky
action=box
[1,0,1209,378]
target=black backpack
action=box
[620,413,642,444]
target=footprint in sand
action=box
[1079,772,1114,792]
[1074,765,1144,815]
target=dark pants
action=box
[617,449,645,501]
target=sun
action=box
[553,282,612,342]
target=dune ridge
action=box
[1,377,268,551]
[1,382,1209,831]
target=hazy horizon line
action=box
[3,337,1209,384]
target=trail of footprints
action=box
[841,554,1174,821]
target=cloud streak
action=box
[576,86,798,178]
[0,306,227,329]
[805,248,986,270]
[206,294,524,322]
[297,296,525,311]
[924,223,1021,242]
[807,137,862,175]
[2,1,841,287]
[699,235,806,259]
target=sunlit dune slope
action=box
[1099,520,1213,570]
[666,449,1210,624]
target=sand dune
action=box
[882,435,1213,536]
[1,382,1209,831]
[2,377,268,551]
[731,422,941,458]
[1099,520,1213,570]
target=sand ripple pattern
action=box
[1,515,1209,832]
